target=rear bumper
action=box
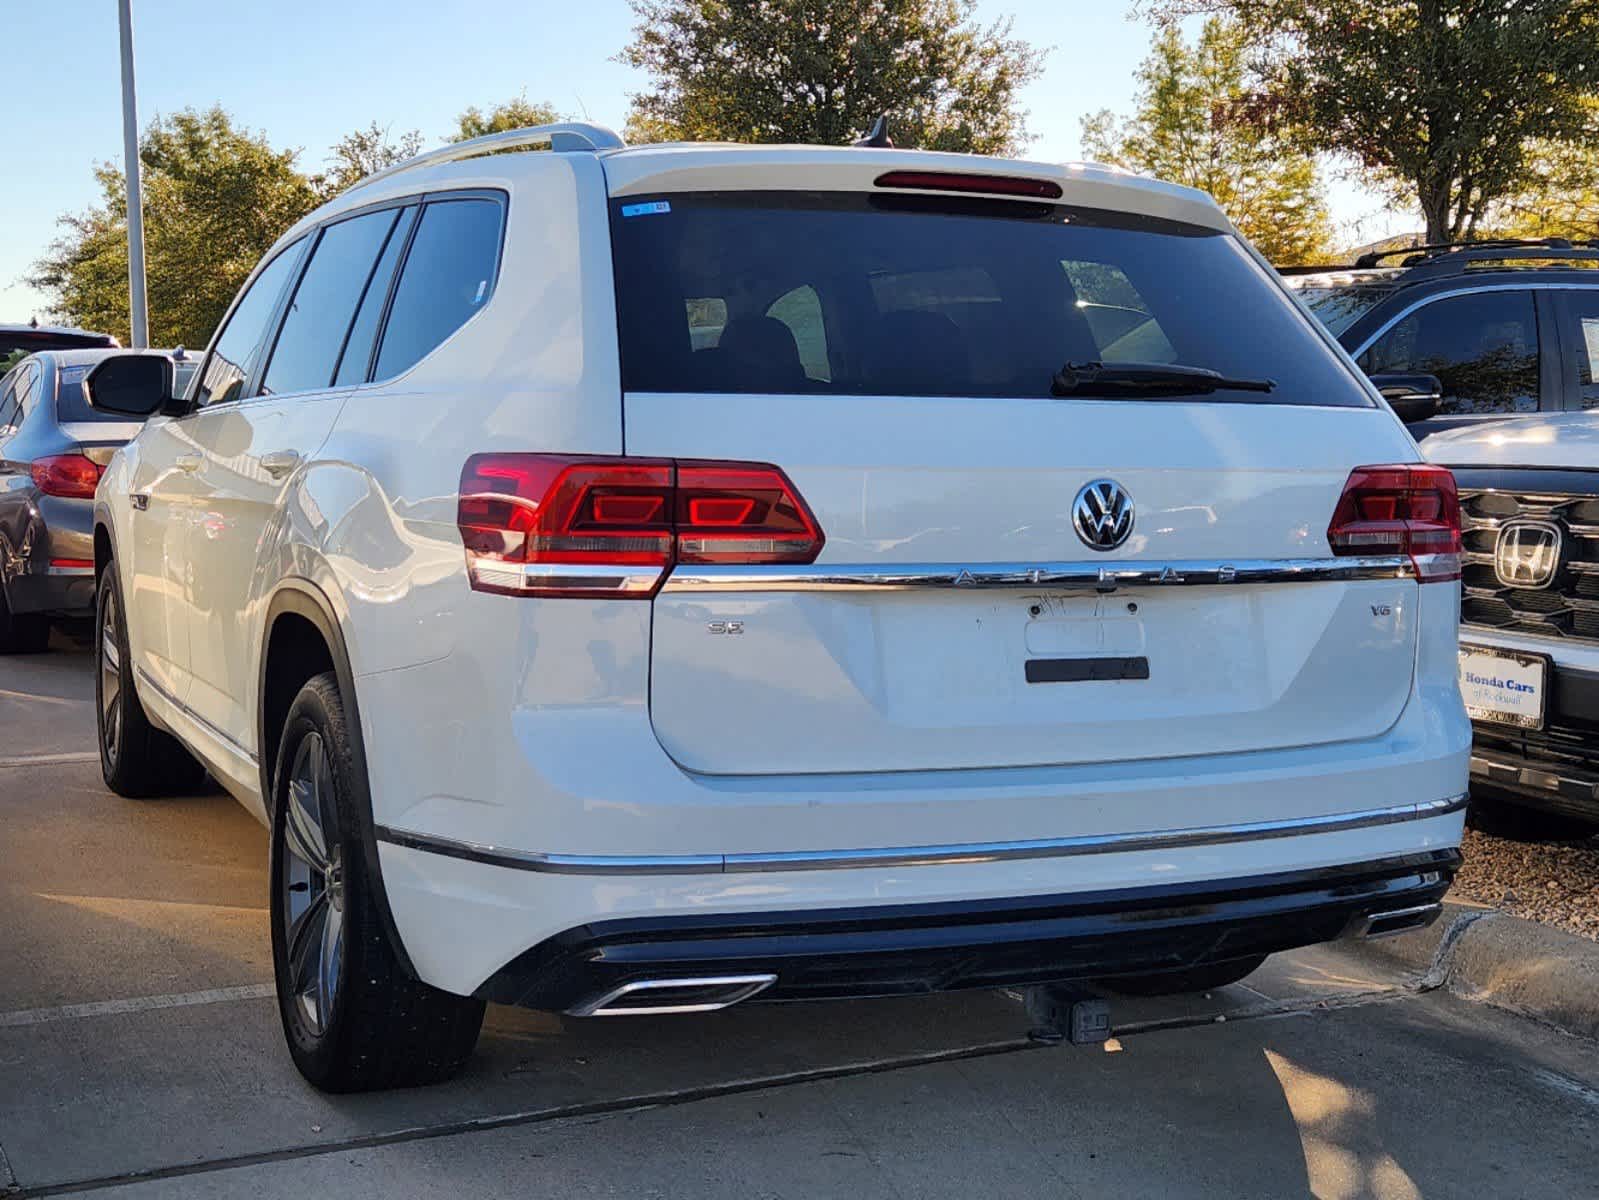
[378,799,1468,999]
[6,494,96,617]
[474,851,1459,1011]
[7,563,96,616]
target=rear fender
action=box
[259,578,420,980]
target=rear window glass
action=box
[610,192,1368,405]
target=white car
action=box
[85,123,1470,1092]
[1422,414,1599,839]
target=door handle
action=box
[175,454,202,473]
[260,450,302,479]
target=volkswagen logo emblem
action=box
[1494,520,1562,589]
[1073,479,1135,551]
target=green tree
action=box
[30,106,319,349]
[316,121,424,196]
[1082,19,1332,264]
[1142,0,1599,243]
[1491,108,1599,239]
[452,96,564,142]
[619,0,1044,153]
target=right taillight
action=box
[31,454,104,499]
[458,454,824,597]
[1327,463,1461,582]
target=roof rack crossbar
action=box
[348,122,626,193]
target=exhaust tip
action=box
[1351,902,1442,941]
[568,974,778,1017]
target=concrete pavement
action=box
[2,642,1596,1199]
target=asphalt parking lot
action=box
[3,640,1598,1199]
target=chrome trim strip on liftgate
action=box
[659,555,1414,594]
[374,793,1468,877]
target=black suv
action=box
[1285,239,1599,440]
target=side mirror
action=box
[84,354,174,417]
[1367,372,1443,424]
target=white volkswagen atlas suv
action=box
[86,123,1470,1092]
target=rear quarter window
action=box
[609,191,1368,406]
[371,196,504,381]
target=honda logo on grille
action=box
[1494,520,1562,589]
[1073,479,1135,551]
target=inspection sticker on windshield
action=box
[1459,644,1547,730]
[620,200,671,218]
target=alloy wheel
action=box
[99,589,121,764]
[280,732,345,1036]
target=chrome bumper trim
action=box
[1471,751,1599,800]
[374,793,1467,877]
[466,559,663,595]
[659,555,1413,594]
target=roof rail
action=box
[1353,237,1575,269]
[348,122,626,193]
[1399,243,1599,281]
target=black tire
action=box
[1469,790,1599,843]
[96,563,207,797]
[1098,954,1268,997]
[0,582,50,654]
[270,672,484,1092]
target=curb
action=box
[1354,900,1599,1040]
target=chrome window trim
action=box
[659,555,1413,595]
[1349,280,1599,360]
[374,793,1467,876]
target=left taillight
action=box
[1327,463,1461,582]
[457,454,825,597]
[31,454,104,499]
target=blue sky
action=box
[3,0,1409,323]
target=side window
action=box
[0,364,26,429]
[10,364,40,425]
[261,210,401,397]
[766,286,830,381]
[1358,290,1540,416]
[1061,260,1177,363]
[372,198,502,381]
[1557,289,1599,409]
[334,205,417,385]
[194,238,307,407]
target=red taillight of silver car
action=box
[30,454,104,500]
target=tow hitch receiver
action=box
[1020,985,1113,1045]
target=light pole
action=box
[117,0,149,348]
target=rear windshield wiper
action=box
[1050,361,1276,398]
